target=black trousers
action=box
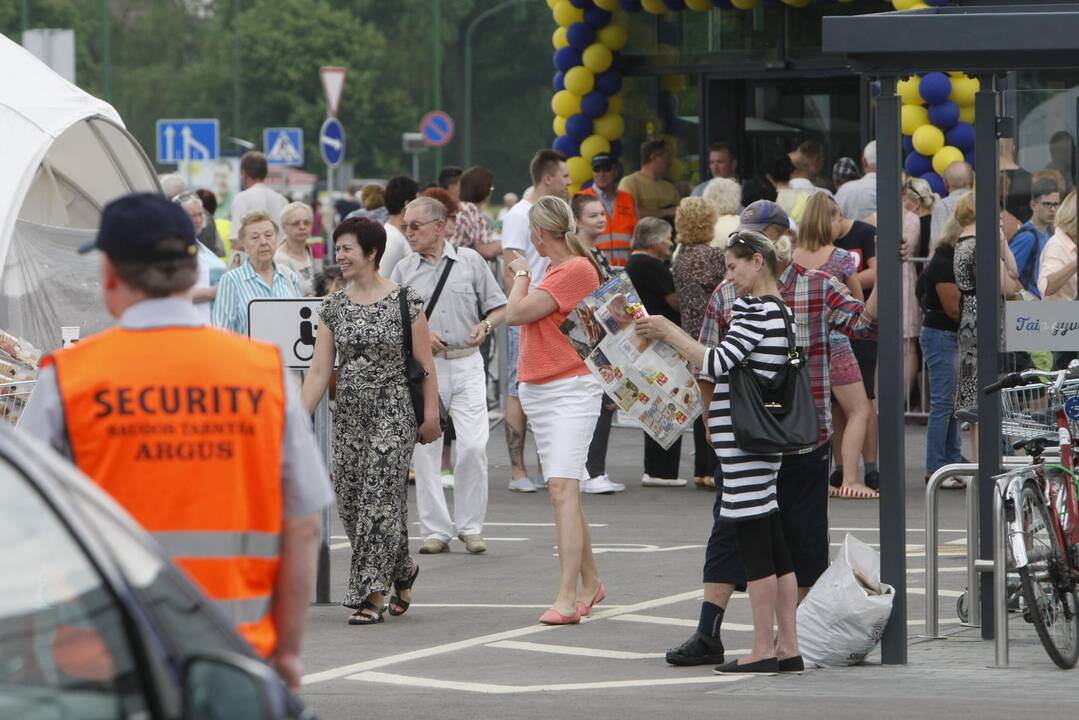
[692,415,717,478]
[644,431,682,479]
[704,442,831,589]
[586,397,616,477]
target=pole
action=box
[100,0,111,102]
[875,75,907,665]
[412,152,421,182]
[20,0,29,37]
[232,0,241,139]
[975,74,1002,640]
[463,0,531,167]
[313,389,333,604]
[326,164,335,264]
[432,0,442,175]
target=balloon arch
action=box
[548,0,973,197]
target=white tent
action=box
[0,33,159,353]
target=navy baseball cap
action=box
[79,193,197,261]
[738,200,791,234]
[591,153,616,171]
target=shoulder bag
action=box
[728,296,818,454]
[399,259,456,429]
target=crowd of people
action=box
[44,126,1073,682]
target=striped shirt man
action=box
[212,260,301,335]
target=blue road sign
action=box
[420,111,455,148]
[155,119,219,164]
[320,117,345,168]
[264,127,304,167]
[1066,397,1079,421]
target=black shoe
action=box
[778,655,805,674]
[864,470,880,491]
[829,468,843,489]
[714,657,779,675]
[665,632,725,666]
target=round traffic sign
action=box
[420,111,455,148]
[319,117,345,168]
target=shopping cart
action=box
[999,377,1079,446]
[0,379,36,427]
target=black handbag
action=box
[399,288,429,426]
[728,296,818,454]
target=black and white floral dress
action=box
[319,285,422,608]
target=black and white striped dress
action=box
[702,296,794,522]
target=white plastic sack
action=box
[797,533,895,667]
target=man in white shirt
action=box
[379,176,419,277]
[229,152,289,245]
[836,140,878,222]
[930,161,974,246]
[500,149,570,493]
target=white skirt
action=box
[518,374,603,482]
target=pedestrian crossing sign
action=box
[263,127,304,167]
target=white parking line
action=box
[487,640,665,660]
[348,671,747,694]
[410,522,609,528]
[331,538,529,551]
[907,587,965,598]
[831,527,966,533]
[409,603,626,609]
[613,614,755,632]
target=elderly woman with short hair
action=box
[703,177,742,247]
[625,218,685,487]
[276,201,316,296]
[672,197,724,489]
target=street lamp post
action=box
[432,0,442,175]
[463,0,530,167]
[101,0,111,102]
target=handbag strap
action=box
[425,258,456,318]
[761,295,801,366]
[399,287,413,359]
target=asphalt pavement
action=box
[297,421,1073,720]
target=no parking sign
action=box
[420,111,455,148]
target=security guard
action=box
[580,152,637,267]
[21,193,332,691]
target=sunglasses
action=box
[404,218,440,232]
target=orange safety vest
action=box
[44,326,286,657]
[581,186,637,267]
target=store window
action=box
[620,73,701,197]
[622,6,782,66]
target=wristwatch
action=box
[483,319,492,335]
[514,269,531,279]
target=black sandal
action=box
[388,563,419,617]
[347,598,384,625]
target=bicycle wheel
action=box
[1017,481,1079,669]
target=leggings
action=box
[735,513,794,582]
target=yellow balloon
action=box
[892,0,921,9]
[660,74,687,94]
[569,182,582,197]
[948,70,968,78]
[959,105,976,124]
[642,0,667,13]
[551,90,582,118]
[783,0,811,6]
[607,94,623,115]
[595,111,630,141]
[568,156,592,185]
[597,23,628,51]
[898,76,923,106]
[912,124,945,156]
[553,0,584,27]
[580,134,612,161]
[594,0,619,9]
[731,0,760,8]
[564,66,595,96]
[553,115,567,137]
[669,158,686,181]
[950,76,980,107]
[552,26,568,50]
[686,0,713,10]
[901,104,929,136]
[582,43,613,74]
[932,146,965,176]
[546,0,558,8]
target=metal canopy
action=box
[823,5,1079,73]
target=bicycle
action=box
[986,366,1079,668]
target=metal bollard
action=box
[993,478,1009,667]
[313,390,333,604]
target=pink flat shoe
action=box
[576,582,607,618]
[539,607,581,625]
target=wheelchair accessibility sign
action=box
[1065,397,1079,422]
[247,298,333,369]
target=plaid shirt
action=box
[452,201,490,249]
[697,263,879,451]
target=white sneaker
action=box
[641,473,688,487]
[508,477,537,493]
[441,471,455,489]
[581,474,626,494]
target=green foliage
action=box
[2,0,553,191]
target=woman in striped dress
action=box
[636,230,801,675]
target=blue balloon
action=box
[554,47,583,73]
[919,72,952,105]
[921,171,946,197]
[584,6,612,28]
[554,135,580,158]
[610,50,624,71]
[946,122,975,152]
[581,179,595,191]
[610,140,623,160]
[566,113,593,142]
[924,0,948,5]
[902,135,915,155]
[928,101,960,130]
[567,22,596,50]
[619,0,643,10]
[711,0,733,7]
[553,71,565,92]
[581,91,609,119]
[569,0,589,7]
[664,0,686,9]
[595,69,623,96]
[905,152,933,178]
[965,149,976,170]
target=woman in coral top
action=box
[507,196,606,625]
